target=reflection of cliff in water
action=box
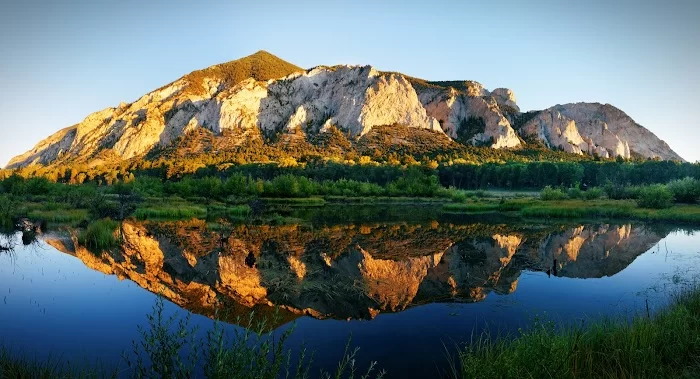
[46,220,667,322]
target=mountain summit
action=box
[7,51,683,168]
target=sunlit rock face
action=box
[46,220,667,324]
[519,103,683,160]
[414,85,522,148]
[7,64,441,169]
[8,52,683,168]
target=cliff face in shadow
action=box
[46,220,666,323]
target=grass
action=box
[262,197,326,207]
[2,297,385,379]
[77,219,120,251]
[443,198,700,224]
[325,196,448,204]
[134,205,208,220]
[451,288,700,379]
[26,209,88,223]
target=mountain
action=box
[518,103,684,160]
[6,51,683,168]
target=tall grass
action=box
[3,297,384,379]
[0,346,115,379]
[78,219,120,251]
[124,297,384,379]
[27,209,88,223]
[444,198,700,224]
[134,206,207,220]
[262,198,326,207]
[452,289,700,379]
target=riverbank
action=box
[443,198,700,224]
[452,287,700,378]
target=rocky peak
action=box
[5,52,684,168]
[412,81,522,148]
[491,88,520,113]
[520,103,682,160]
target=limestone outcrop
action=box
[414,85,522,148]
[6,52,683,168]
[519,103,682,160]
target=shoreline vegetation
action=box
[2,288,698,378]
[4,166,700,230]
[452,287,700,379]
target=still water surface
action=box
[1,213,699,377]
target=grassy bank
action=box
[444,198,700,224]
[452,288,700,378]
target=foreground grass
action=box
[3,288,700,378]
[1,297,384,379]
[0,348,116,379]
[453,289,700,379]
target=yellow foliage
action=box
[278,157,298,168]
[359,156,373,165]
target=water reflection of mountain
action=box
[46,221,666,322]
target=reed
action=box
[451,288,700,379]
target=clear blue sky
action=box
[2,0,699,166]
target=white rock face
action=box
[415,86,521,148]
[491,88,520,113]
[7,65,441,168]
[520,103,681,160]
[520,110,588,154]
[553,103,680,160]
[254,66,440,136]
[6,57,683,168]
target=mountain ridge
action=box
[6,51,684,169]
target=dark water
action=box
[1,211,699,378]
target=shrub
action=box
[636,185,673,209]
[566,187,582,199]
[667,177,700,204]
[88,193,121,219]
[24,177,53,195]
[582,187,603,200]
[0,195,16,230]
[540,186,567,201]
[451,190,468,203]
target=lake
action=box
[1,208,699,378]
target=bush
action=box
[566,187,582,199]
[636,185,673,209]
[450,189,468,203]
[88,193,121,219]
[0,195,16,230]
[667,177,700,204]
[24,177,53,196]
[540,186,567,201]
[582,187,603,200]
